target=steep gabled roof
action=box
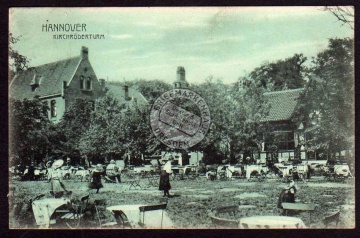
[105,84,148,105]
[261,88,304,122]
[9,56,81,100]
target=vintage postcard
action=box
[8,7,355,229]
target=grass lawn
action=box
[9,176,355,229]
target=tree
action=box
[78,94,153,165]
[323,6,354,29]
[9,33,30,79]
[50,99,94,161]
[294,38,354,156]
[9,97,51,166]
[192,76,270,164]
[249,54,307,91]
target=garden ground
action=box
[9,176,355,229]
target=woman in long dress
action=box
[89,164,105,193]
[159,158,172,197]
[48,166,68,198]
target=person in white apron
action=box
[159,158,173,197]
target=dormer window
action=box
[86,77,92,90]
[51,100,57,117]
[80,76,85,89]
[30,74,42,92]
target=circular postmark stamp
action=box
[150,89,211,149]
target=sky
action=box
[9,7,354,85]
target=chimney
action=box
[124,85,130,100]
[177,66,185,81]
[81,46,89,59]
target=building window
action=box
[80,76,85,89]
[86,77,92,90]
[273,131,295,151]
[50,100,57,117]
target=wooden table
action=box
[239,215,306,229]
[282,203,316,225]
[106,204,174,228]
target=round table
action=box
[32,198,70,228]
[239,216,306,229]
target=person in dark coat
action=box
[89,164,105,193]
[277,180,298,215]
[277,181,296,207]
[28,164,35,181]
[159,157,173,197]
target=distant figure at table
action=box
[89,164,105,193]
[277,180,298,214]
[159,157,173,197]
[48,160,69,198]
[106,160,121,183]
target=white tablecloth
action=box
[246,165,269,179]
[239,216,306,229]
[32,198,70,228]
[107,204,174,228]
[278,165,293,177]
[75,170,90,177]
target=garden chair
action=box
[210,215,239,228]
[146,173,158,187]
[111,210,132,228]
[60,194,89,228]
[323,209,340,228]
[94,199,108,227]
[139,203,167,228]
[209,205,239,228]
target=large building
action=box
[260,88,305,162]
[9,46,106,123]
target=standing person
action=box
[159,157,172,197]
[48,160,68,198]
[89,164,105,193]
[28,163,35,181]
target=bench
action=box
[282,203,316,225]
[323,210,340,227]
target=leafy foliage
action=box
[192,77,270,164]
[50,99,94,158]
[294,38,354,154]
[9,33,30,79]
[9,97,51,166]
[248,54,307,91]
[78,94,153,165]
